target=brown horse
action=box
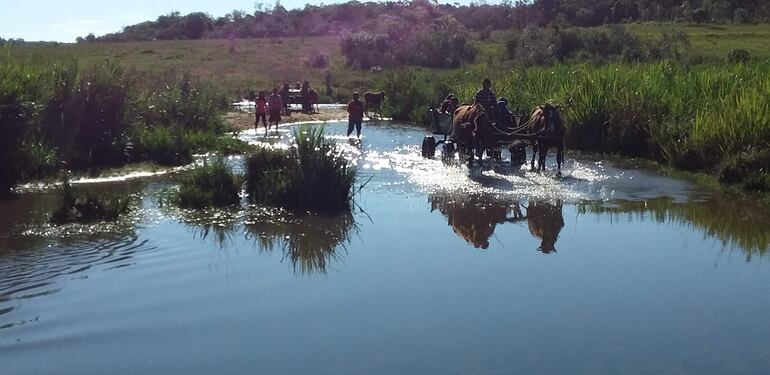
[523,103,566,173]
[452,103,493,165]
[363,91,385,117]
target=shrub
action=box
[380,69,451,123]
[0,61,41,196]
[132,126,191,165]
[303,50,330,69]
[40,61,131,169]
[728,48,750,63]
[340,14,475,69]
[733,8,750,24]
[692,8,710,23]
[718,150,770,191]
[130,75,227,134]
[176,157,241,208]
[51,181,132,224]
[246,126,357,213]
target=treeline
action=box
[87,0,768,43]
[0,57,247,196]
[505,24,693,65]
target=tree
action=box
[183,12,212,39]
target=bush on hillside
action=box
[728,48,751,63]
[341,14,475,69]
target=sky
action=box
[0,0,486,42]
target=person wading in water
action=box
[267,87,284,131]
[254,91,268,132]
[347,92,365,139]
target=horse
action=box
[451,103,493,166]
[522,103,566,174]
[364,91,385,117]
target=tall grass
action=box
[175,157,241,208]
[40,61,130,169]
[246,125,357,213]
[0,57,42,196]
[0,49,247,195]
[384,62,770,190]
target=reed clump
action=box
[51,181,132,224]
[175,157,241,208]
[245,126,357,213]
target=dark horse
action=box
[522,103,566,174]
[451,103,493,166]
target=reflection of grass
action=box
[578,197,770,260]
[173,204,358,275]
[244,210,357,275]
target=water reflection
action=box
[526,200,565,253]
[0,233,147,329]
[430,194,565,253]
[176,207,358,275]
[578,196,770,260]
[244,210,357,275]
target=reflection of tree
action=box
[429,194,564,252]
[243,210,357,275]
[578,197,770,261]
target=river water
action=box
[1,122,769,375]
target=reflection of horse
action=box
[526,200,564,253]
[429,195,564,252]
[430,195,524,249]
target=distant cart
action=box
[421,106,530,167]
[282,89,318,114]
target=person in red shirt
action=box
[267,87,284,130]
[254,91,268,132]
[347,92,365,138]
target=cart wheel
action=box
[442,141,456,160]
[421,136,436,158]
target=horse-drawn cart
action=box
[421,108,456,159]
[281,88,319,114]
[420,103,566,173]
